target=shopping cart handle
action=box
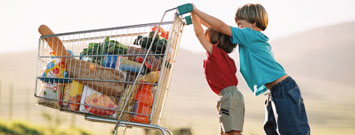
[185,16,192,25]
[177,3,193,15]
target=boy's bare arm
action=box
[191,12,212,53]
[199,18,211,28]
[192,4,232,36]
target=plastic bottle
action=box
[131,84,154,124]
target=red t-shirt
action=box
[204,45,238,95]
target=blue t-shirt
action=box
[230,27,286,96]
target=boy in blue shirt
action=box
[183,3,310,135]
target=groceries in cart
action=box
[80,86,118,117]
[79,37,129,66]
[133,27,168,54]
[40,51,72,83]
[118,71,160,123]
[38,50,72,109]
[131,71,160,123]
[61,80,84,111]
[36,24,169,123]
[35,6,190,134]
[38,25,126,98]
[37,82,64,109]
[126,46,163,72]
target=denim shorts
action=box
[264,77,310,135]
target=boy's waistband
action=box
[270,76,295,91]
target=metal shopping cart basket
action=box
[34,5,193,135]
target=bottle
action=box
[131,84,154,124]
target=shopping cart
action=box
[34,4,193,135]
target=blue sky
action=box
[1,0,355,54]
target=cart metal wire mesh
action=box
[34,9,190,134]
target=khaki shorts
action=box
[217,86,245,133]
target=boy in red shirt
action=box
[191,12,244,135]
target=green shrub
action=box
[12,122,42,135]
[0,124,19,135]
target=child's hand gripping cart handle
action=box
[161,3,193,25]
[177,3,193,25]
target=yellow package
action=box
[62,81,83,111]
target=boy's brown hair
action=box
[235,3,268,31]
[205,28,236,53]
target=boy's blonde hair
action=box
[235,3,268,31]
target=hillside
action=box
[272,21,355,85]
[0,51,37,89]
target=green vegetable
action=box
[155,39,167,54]
[148,31,160,42]
[140,37,150,49]
[81,48,88,55]
[133,31,167,54]
[80,37,129,65]
[133,35,143,45]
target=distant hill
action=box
[271,21,355,85]
[0,51,37,89]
